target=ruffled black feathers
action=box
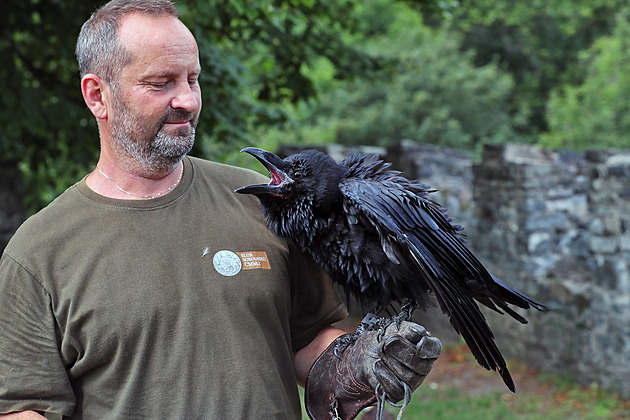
[237,149,547,392]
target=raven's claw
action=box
[394,301,416,328]
[334,312,387,356]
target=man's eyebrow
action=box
[140,71,175,80]
[140,67,202,80]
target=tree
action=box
[447,0,628,139]
[261,1,517,152]
[0,0,99,208]
[0,0,447,211]
[541,9,630,150]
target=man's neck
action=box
[86,158,184,200]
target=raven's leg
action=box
[376,300,418,338]
[395,299,417,326]
[333,306,386,357]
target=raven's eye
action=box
[290,160,308,179]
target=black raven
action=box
[236,147,547,392]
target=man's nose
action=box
[171,82,200,112]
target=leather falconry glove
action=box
[305,320,441,420]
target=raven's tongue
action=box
[234,168,284,195]
[269,168,283,186]
[235,147,291,195]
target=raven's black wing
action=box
[340,173,527,391]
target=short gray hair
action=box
[75,0,179,83]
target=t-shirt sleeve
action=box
[288,245,348,351]
[0,253,75,416]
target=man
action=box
[0,1,440,419]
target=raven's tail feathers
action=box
[423,272,517,392]
[489,274,548,316]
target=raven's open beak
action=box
[235,147,292,195]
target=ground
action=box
[398,341,630,419]
[333,313,630,420]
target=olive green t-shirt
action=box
[0,156,347,419]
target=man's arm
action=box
[293,326,346,387]
[0,256,73,420]
[0,412,46,419]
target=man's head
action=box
[77,0,202,174]
[76,0,179,87]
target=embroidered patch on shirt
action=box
[237,251,271,270]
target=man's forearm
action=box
[293,326,346,387]
[0,412,47,419]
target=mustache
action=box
[159,108,197,125]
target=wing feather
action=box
[340,176,519,390]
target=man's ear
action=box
[81,73,110,120]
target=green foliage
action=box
[0,0,101,211]
[264,0,630,153]
[448,0,629,137]
[0,0,442,212]
[3,0,629,211]
[261,6,518,152]
[541,10,630,150]
[179,0,393,165]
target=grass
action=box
[301,342,630,419]
[406,381,630,420]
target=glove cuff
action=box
[304,335,377,420]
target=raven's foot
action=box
[374,301,418,341]
[333,312,388,357]
[394,301,416,327]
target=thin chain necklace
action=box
[96,163,184,199]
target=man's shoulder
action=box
[5,185,84,256]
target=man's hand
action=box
[0,412,47,419]
[305,320,441,420]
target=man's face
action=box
[108,13,202,172]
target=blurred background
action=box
[1,0,629,417]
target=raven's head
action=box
[235,147,346,210]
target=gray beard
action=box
[109,93,197,175]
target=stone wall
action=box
[280,141,630,397]
[472,144,630,397]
